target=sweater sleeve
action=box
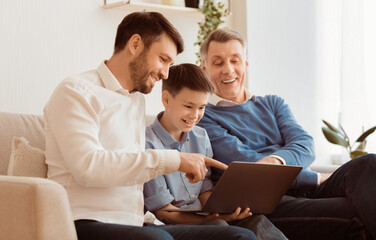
[290,169,319,189]
[269,96,316,168]
[266,96,319,189]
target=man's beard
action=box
[129,50,156,94]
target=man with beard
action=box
[43,12,256,240]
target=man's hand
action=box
[210,207,252,222]
[257,156,283,165]
[179,152,227,183]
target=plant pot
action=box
[185,0,199,8]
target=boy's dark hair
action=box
[114,12,184,54]
[163,63,215,97]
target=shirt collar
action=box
[208,89,255,106]
[97,61,129,94]
[151,112,189,148]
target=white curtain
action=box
[340,0,376,156]
[315,0,376,163]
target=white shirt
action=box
[208,88,254,107]
[44,61,180,226]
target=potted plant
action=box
[321,120,376,159]
[194,0,229,65]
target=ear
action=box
[201,61,206,70]
[128,34,144,55]
[245,59,249,72]
[161,90,170,108]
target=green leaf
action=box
[195,0,229,65]
[322,127,349,148]
[350,150,367,159]
[322,120,344,136]
[338,123,350,142]
[355,140,367,151]
[355,126,376,142]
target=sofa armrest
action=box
[0,176,77,240]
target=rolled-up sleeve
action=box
[200,132,214,194]
[200,168,214,194]
[144,175,175,211]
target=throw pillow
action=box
[8,136,47,178]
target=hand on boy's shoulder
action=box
[178,152,227,183]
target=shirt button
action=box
[190,194,195,199]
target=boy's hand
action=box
[212,207,252,222]
[179,152,227,183]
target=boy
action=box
[44,11,253,240]
[143,63,287,240]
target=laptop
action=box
[164,161,302,214]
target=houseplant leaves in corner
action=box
[322,119,376,159]
[194,0,229,65]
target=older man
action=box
[198,28,376,240]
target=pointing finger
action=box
[204,157,227,170]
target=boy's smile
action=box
[159,87,209,142]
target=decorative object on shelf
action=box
[162,0,184,7]
[185,0,199,8]
[194,0,229,65]
[321,119,376,159]
[102,0,202,16]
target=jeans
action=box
[267,153,376,240]
[189,214,287,240]
[230,215,288,240]
[74,219,257,240]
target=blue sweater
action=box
[198,95,318,189]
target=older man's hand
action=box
[257,156,283,165]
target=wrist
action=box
[269,155,286,165]
[272,157,283,164]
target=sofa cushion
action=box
[8,137,47,178]
[0,112,45,175]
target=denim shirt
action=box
[143,113,214,211]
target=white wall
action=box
[0,0,203,116]
[245,0,336,164]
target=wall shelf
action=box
[103,1,203,17]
